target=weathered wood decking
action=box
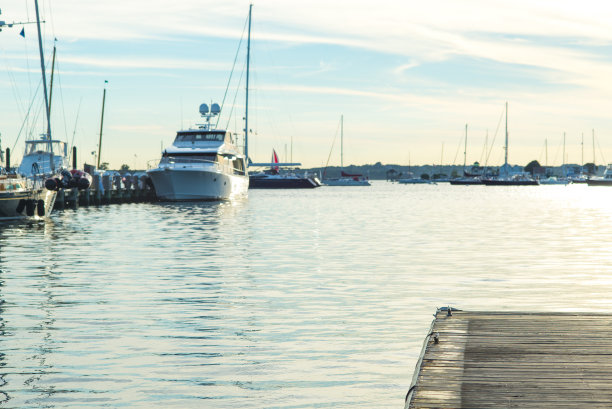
[406,310,612,408]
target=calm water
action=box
[1,182,612,408]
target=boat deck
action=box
[406,310,612,408]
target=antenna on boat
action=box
[244,4,252,165]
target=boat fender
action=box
[16,199,26,214]
[60,169,72,189]
[45,178,59,191]
[77,177,91,190]
[25,200,35,216]
[36,199,45,217]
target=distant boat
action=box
[449,177,483,185]
[398,174,435,184]
[323,115,370,186]
[539,176,569,185]
[586,164,612,186]
[249,149,321,189]
[482,102,538,186]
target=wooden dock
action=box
[406,309,612,408]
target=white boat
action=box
[148,6,253,201]
[539,176,569,185]
[586,164,612,186]
[147,104,248,201]
[323,115,370,186]
[397,175,435,184]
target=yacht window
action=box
[175,132,225,142]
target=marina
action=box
[2,1,612,408]
[0,182,611,407]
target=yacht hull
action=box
[323,178,370,186]
[249,174,320,189]
[586,179,612,186]
[148,167,249,200]
[0,188,57,221]
[482,179,539,186]
[450,178,483,185]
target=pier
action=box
[53,173,156,210]
[406,309,612,408]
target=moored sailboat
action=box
[323,115,370,186]
[0,1,60,220]
[482,102,538,186]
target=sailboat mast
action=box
[97,81,107,168]
[244,4,252,164]
[49,42,57,117]
[592,129,596,165]
[34,0,51,141]
[581,133,584,167]
[463,123,467,170]
[545,139,548,167]
[563,132,566,167]
[504,102,508,168]
[341,114,344,170]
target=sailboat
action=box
[482,102,538,186]
[0,1,60,220]
[249,149,321,188]
[323,115,370,186]
[450,124,484,185]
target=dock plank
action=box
[406,311,612,408]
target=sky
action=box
[1,0,612,169]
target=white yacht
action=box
[18,138,69,177]
[147,103,249,201]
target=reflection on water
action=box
[0,184,611,407]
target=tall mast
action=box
[34,0,54,171]
[341,114,344,170]
[592,129,596,165]
[463,123,467,170]
[563,132,566,165]
[34,0,51,141]
[440,142,444,176]
[545,138,548,167]
[97,80,108,168]
[244,4,252,164]
[49,41,57,117]
[504,102,508,169]
[581,133,584,167]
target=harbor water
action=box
[1,181,612,408]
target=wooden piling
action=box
[406,309,612,408]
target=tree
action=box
[583,162,596,175]
[99,162,109,170]
[420,173,430,180]
[120,164,130,172]
[524,160,541,174]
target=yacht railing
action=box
[149,156,246,175]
